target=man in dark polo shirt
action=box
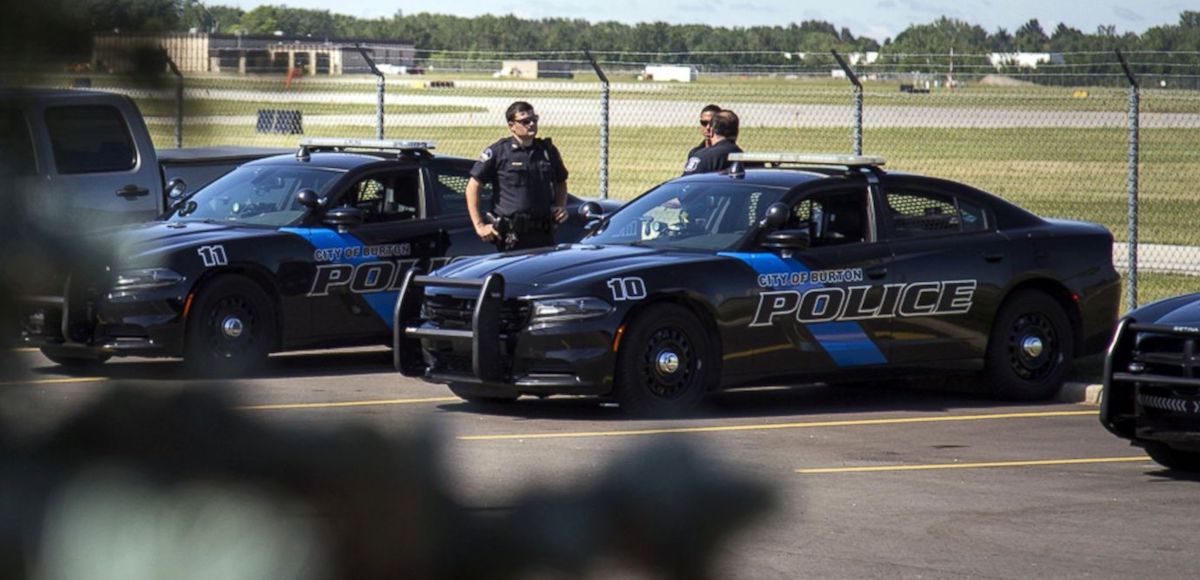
[466,101,569,251]
[682,109,742,176]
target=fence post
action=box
[831,50,863,155]
[585,50,610,199]
[1117,49,1139,311]
[356,43,385,140]
[164,53,183,148]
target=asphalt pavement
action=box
[5,347,1196,579]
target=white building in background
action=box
[641,65,697,82]
[988,52,1065,70]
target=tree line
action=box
[4,0,1199,79]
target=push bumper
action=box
[1102,319,1200,450]
[393,270,614,397]
[18,285,187,358]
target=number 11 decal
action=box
[197,245,228,267]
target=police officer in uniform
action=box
[467,101,569,251]
[682,109,742,176]
[685,104,722,161]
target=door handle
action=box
[984,253,1004,263]
[866,267,888,280]
[116,184,150,198]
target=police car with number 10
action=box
[396,153,1120,415]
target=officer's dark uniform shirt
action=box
[470,136,569,218]
[685,140,706,161]
[682,139,742,176]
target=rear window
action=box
[45,105,136,174]
[431,165,492,216]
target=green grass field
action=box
[147,122,1200,248]
[134,98,485,117]
[29,71,1199,112]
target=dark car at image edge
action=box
[396,153,1121,415]
[1101,293,1200,471]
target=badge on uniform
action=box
[479,147,493,161]
[685,157,700,172]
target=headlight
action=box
[529,297,613,325]
[112,268,185,292]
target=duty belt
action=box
[489,212,555,235]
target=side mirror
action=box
[165,178,188,208]
[579,201,605,221]
[323,207,364,232]
[296,188,324,209]
[758,202,790,229]
[761,229,811,251]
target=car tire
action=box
[983,289,1074,401]
[614,303,711,417]
[447,383,518,405]
[40,347,111,369]
[1144,442,1200,472]
[184,275,276,377]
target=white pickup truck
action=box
[1,88,287,230]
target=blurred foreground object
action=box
[0,386,773,579]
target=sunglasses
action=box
[699,119,711,127]
[511,115,540,127]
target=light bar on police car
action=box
[298,138,437,151]
[727,152,886,167]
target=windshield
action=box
[587,180,789,251]
[168,165,342,226]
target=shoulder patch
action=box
[684,157,701,172]
[479,147,493,161]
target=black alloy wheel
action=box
[184,275,275,377]
[615,303,710,416]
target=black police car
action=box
[1101,294,1200,471]
[396,153,1121,415]
[18,138,620,373]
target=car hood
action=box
[95,220,279,265]
[433,243,720,295]
[1130,292,1200,326]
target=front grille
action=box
[422,294,530,333]
[1132,329,1200,381]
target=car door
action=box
[422,160,497,259]
[727,184,899,379]
[31,99,162,227]
[307,167,443,339]
[878,176,1011,366]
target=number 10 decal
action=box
[607,277,647,301]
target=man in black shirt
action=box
[682,109,742,176]
[685,104,722,161]
[467,101,570,251]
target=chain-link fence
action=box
[14,48,1200,310]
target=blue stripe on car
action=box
[719,252,886,366]
[281,227,398,328]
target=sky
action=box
[221,0,1190,42]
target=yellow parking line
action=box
[796,456,1151,474]
[239,396,460,411]
[0,376,105,387]
[458,409,1099,441]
